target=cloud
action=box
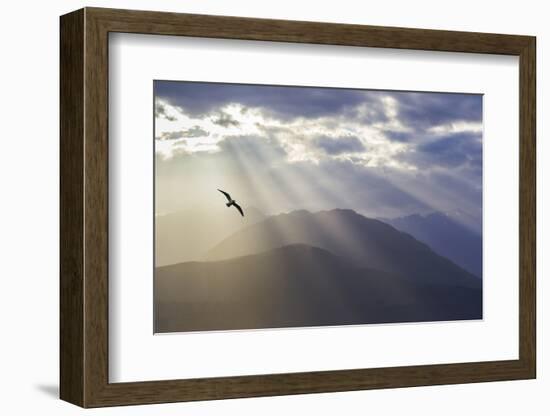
[384,131,416,143]
[156,137,433,218]
[155,93,419,170]
[388,91,482,129]
[154,81,378,121]
[156,128,481,228]
[155,101,177,121]
[410,132,482,170]
[154,81,483,226]
[158,126,209,140]
[212,112,240,127]
[313,135,365,155]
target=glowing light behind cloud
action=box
[154,82,483,231]
[155,97,420,171]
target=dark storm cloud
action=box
[313,135,365,155]
[384,131,416,143]
[155,82,481,134]
[388,92,482,129]
[154,81,379,120]
[415,132,482,169]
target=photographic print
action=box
[154,81,483,333]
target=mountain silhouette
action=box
[379,212,482,278]
[206,209,480,289]
[155,244,482,333]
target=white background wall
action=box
[0,0,545,414]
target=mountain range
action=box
[155,209,482,333]
[156,244,482,332]
[379,212,482,277]
[207,209,480,288]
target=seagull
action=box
[217,189,244,217]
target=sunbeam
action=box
[153,80,484,333]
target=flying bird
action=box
[217,189,244,217]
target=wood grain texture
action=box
[59,8,84,407]
[518,38,536,375]
[59,7,537,408]
[83,10,110,406]
[88,7,532,54]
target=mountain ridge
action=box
[155,243,482,333]
[379,211,482,277]
[206,208,480,289]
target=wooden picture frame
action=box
[60,7,536,408]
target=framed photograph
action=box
[60,7,536,408]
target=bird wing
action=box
[233,202,244,217]
[217,189,232,202]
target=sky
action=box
[154,81,483,232]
